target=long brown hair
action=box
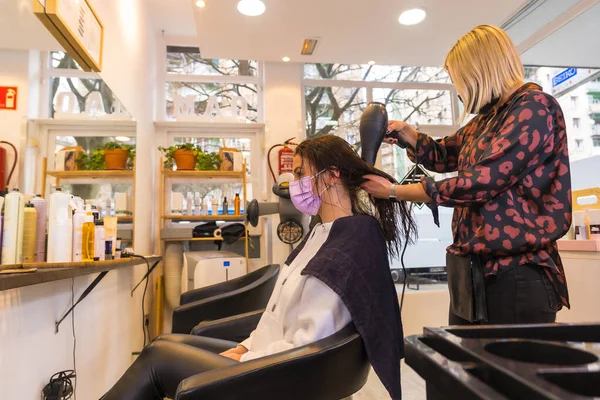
[295,135,417,258]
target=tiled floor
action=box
[353,361,426,400]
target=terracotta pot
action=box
[104,149,129,170]
[174,149,197,170]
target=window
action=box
[593,135,600,147]
[303,63,457,183]
[47,52,128,118]
[573,118,580,129]
[164,49,262,122]
[571,96,578,108]
[575,139,584,149]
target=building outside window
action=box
[571,96,578,108]
[593,135,600,147]
[575,139,584,149]
[573,117,580,129]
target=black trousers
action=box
[449,264,562,326]
[100,335,239,400]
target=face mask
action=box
[289,170,327,216]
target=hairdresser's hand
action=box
[361,174,393,199]
[384,120,418,149]
[220,345,248,361]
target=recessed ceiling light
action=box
[282,56,290,62]
[195,0,206,7]
[399,8,426,25]
[368,60,376,65]
[237,0,265,16]
[115,136,131,142]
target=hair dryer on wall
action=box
[246,173,304,245]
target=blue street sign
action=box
[552,68,577,88]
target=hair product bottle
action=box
[72,205,87,262]
[47,187,73,263]
[1,189,25,264]
[234,193,241,216]
[82,217,95,262]
[30,194,47,262]
[94,220,105,261]
[22,203,37,263]
[223,197,229,215]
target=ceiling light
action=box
[115,136,131,142]
[282,56,290,62]
[237,0,265,16]
[195,0,205,7]
[368,60,376,65]
[398,8,426,25]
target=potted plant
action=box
[76,142,135,170]
[103,142,135,170]
[158,143,199,170]
[196,151,222,171]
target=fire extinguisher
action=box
[267,137,297,182]
[0,141,18,197]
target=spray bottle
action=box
[30,194,47,262]
[22,203,37,263]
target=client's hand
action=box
[361,174,392,199]
[220,345,248,361]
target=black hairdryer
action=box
[359,102,413,166]
[359,102,387,166]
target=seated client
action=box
[101,135,416,400]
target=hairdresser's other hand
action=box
[220,345,248,361]
[384,120,418,149]
[361,175,393,199]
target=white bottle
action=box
[1,189,25,264]
[186,192,193,216]
[211,199,219,216]
[94,221,106,261]
[47,188,73,263]
[194,192,201,215]
[72,205,87,262]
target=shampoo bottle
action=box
[234,193,241,216]
[94,221,105,261]
[81,208,95,262]
[47,187,73,263]
[72,205,87,262]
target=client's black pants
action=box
[101,335,239,400]
[449,264,562,325]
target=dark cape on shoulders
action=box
[285,214,404,400]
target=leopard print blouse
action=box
[409,83,572,307]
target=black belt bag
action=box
[446,253,488,323]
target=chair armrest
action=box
[175,324,368,400]
[190,309,264,342]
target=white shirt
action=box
[239,222,352,362]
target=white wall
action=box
[0,49,29,191]
[263,62,305,265]
[0,268,138,400]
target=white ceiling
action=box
[146,0,196,36]
[185,0,526,66]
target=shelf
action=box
[163,215,245,221]
[46,170,135,179]
[162,237,223,242]
[162,170,244,179]
[108,215,134,223]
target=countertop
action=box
[0,256,161,291]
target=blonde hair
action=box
[445,25,524,121]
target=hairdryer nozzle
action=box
[359,102,388,166]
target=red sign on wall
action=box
[0,87,18,110]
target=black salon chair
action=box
[172,264,280,334]
[173,310,370,400]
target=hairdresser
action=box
[361,25,572,325]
